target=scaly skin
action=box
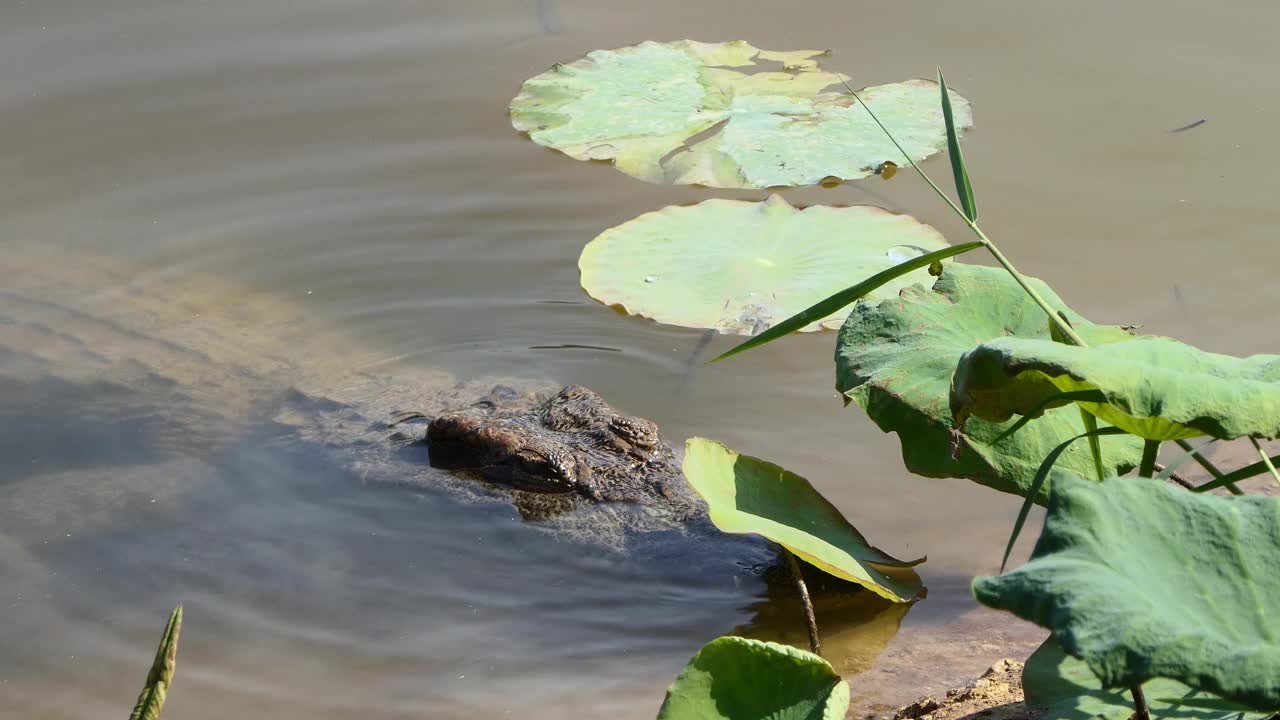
[422,385,703,519]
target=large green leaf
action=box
[510,40,972,189]
[579,195,952,334]
[951,336,1280,442]
[1023,638,1269,720]
[974,475,1280,711]
[682,438,923,602]
[129,605,182,720]
[835,264,1144,498]
[657,636,849,720]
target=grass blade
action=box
[938,68,976,222]
[1251,437,1280,487]
[1174,438,1242,495]
[990,390,1108,444]
[1081,411,1106,481]
[999,426,1127,572]
[129,604,183,720]
[712,241,981,362]
[1156,698,1255,711]
[1194,450,1280,493]
[1157,439,1217,481]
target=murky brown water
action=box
[3,1,1279,717]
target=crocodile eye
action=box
[512,447,579,492]
[608,416,660,449]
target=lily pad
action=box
[510,40,972,189]
[579,195,952,334]
[836,264,1144,498]
[657,636,849,720]
[974,474,1280,711]
[1024,638,1270,720]
[682,437,924,602]
[951,336,1280,442]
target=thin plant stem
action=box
[1174,438,1243,495]
[784,549,822,655]
[839,78,1087,348]
[842,73,1111,482]
[1250,437,1280,488]
[1081,410,1106,481]
[1131,683,1152,720]
[1152,463,1195,490]
[1139,440,1161,478]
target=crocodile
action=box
[411,384,704,521]
[1,248,886,686]
[0,247,779,563]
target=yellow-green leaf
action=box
[682,438,923,602]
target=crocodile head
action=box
[424,385,697,513]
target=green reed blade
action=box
[712,241,982,362]
[990,390,1108,444]
[938,68,977,222]
[1194,451,1280,493]
[1000,426,1128,572]
[129,605,183,720]
[1174,438,1242,495]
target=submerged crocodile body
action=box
[0,248,723,550]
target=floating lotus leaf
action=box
[682,438,924,602]
[657,636,849,720]
[974,475,1280,711]
[835,264,1144,498]
[579,195,951,334]
[950,336,1280,442]
[1023,638,1269,720]
[510,40,972,189]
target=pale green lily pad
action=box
[682,437,924,602]
[975,474,1280,711]
[951,336,1280,442]
[1024,638,1270,720]
[511,40,972,189]
[579,195,951,334]
[657,636,849,720]
[835,264,1144,498]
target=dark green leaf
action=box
[1024,638,1270,720]
[836,264,1143,498]
[950,336,1280,442]
[1000,427,1126,572]
[976,476,1280,710]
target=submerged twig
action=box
[1153,463,1195,490]
[784,549,821,655]
[1169,119,1206,133]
